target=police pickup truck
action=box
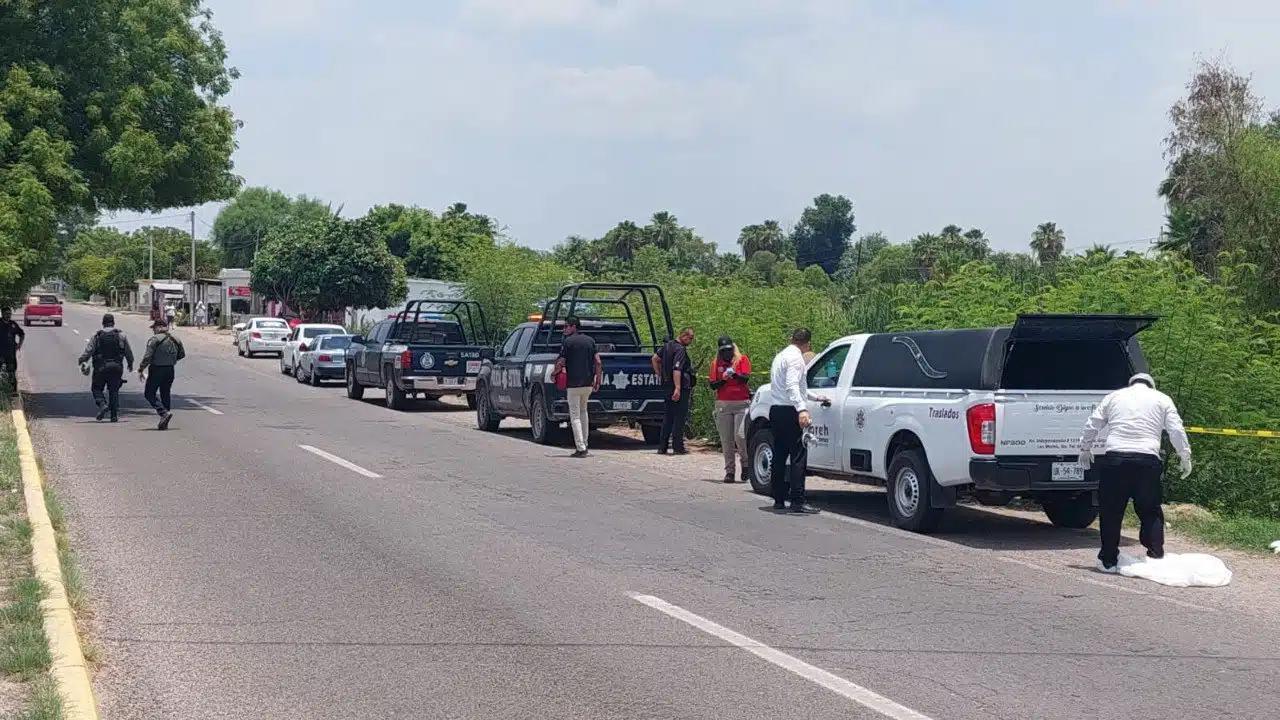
[345,299,493,410]
[475,282,674,445]
[744,314,1158,532]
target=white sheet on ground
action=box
[1113,552,1232,587]
[1270,540,1279,554]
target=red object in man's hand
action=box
[555,369,567,390]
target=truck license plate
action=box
[1051,462,1084,482]
[466,361,481,373]
[611,401,634,411]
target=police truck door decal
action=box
[891,336,948,380]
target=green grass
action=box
[0,577,51,678]
[1123,504,1280,554]
[15,677,64,720]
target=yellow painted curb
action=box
[11,397,100,720]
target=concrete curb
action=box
[11,396,99,720]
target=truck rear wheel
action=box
[476,385,501,432]
[345,366,364,400]
[385,375,408,411]
[1042,494,1099,529]
[746,426,774,496]
[886,450,944,532]
[530,392,555,445]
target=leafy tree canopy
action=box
[212,187,334,268]
[792,194,856,275]
[1,0,240,303]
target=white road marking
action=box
[188,400,223,416]
[298,445,381,478]
[72,329,80,335]
[630,594,935,720]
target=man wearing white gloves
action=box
[1079,372,1192,572]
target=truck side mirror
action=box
[350,335,364,345]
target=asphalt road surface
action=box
[18,303,1280,719]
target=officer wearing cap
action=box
[138,318,185,430]
[1079,372,1192,572]
[78,313,134,422]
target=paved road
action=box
[18,303,1280,719]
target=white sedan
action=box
[236,317,291,358]
[280,324,346,376]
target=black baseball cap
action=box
[718,334,734,350]
[151,318,168,329]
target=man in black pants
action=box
[0,307,23,392]
[78,313,134,422]
[1079,372,1193,572]
[767,328,828,513]
[654,327,695,455]
[138,319,185,430]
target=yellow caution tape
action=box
[1186,426,1279,438]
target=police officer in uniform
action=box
[138,319,185,430]
[0,307,23,391]
[78,314,134,422]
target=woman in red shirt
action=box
[709,335,752,483]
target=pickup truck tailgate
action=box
[593,353,665,411]
[995,391,1108,455]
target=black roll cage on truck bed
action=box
[531,282,674,351]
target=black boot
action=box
[95,404,109,421]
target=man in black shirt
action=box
[554,316,602,457]
[0,307,24,391]
[655,326,695,455]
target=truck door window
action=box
[515,328,535,356]
[806,345,851,389]
[499,329,523,357]
[369,322,389,344]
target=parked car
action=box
[295,334,352,386]
[280,323,347,376]
[22,294,62,327]
[475,282,673,445]
[345,299,492,410]
[235,317,291,358]
[743,313,1159,532]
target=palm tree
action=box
[646,211,681,251]
[737,220,786,259]
[1030,222,1066,265]
[1085,244,1117,262]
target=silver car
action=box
[237,317,291,358]
[295,334,353,386]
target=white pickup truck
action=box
[744,314,1158,532]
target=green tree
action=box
[212,188,334,268]
[0,0,240,304]
[792,194,856,275]
[737,220,789,259]
[835,231,891,284]
[461,243,575,336]
[403,203,498,280]
[1029,222,1067,266]
[250,217,407,316]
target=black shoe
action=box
[110,415,118,423]
[790,504,820,514]
[1147,549,1165,560]
[158,412,173,431]
[95,406,109,421]
[723,475,735,484]
[673,448,689,456]
[571,450,588,458]
[656,448,668,455]
[772,501,787,510]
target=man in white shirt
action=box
[1078,372,1193,572]
[768,328,829,514]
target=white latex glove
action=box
[1179,455,1193,479]
[722,367,736,378]
[1078,449,1093,470]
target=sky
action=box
[108,0,1280,257]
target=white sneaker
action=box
[1096,560,1119,574]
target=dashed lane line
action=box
[630,593,935,720]
[298,444,381,478]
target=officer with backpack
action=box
[138,319,185,430]
[78,313,135,422]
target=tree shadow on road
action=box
[19,390,227,421]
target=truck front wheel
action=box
[476,385,501,432]
[886,450,944,532]
[746,426,774,496]
[1042,494,1099,529]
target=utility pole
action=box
[148,233,154,281]
[190,211,197,302]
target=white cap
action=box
[1129,372,1155,388]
